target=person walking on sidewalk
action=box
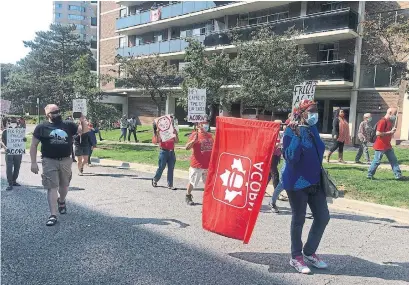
[185,120,214,206]
[152,121,179,190]
[30,104,89,226]
[87,122,97,166]
[355,113,373,164]
[327,109,350,163]
[119,115,128,142]
[1,123,26,191]
[368,108,402,180]
[268,120,284,213]
[282,100,330,274]
[74,123,93,175]
[128,116,138,143]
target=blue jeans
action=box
[119,128,127,141]
[153,149,176,187]
[368,149,402,179]
[271,181,284,205]
[286,185,330,258]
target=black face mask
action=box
[50,114,62,124]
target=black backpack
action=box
[369,118,386,143]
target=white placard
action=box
[156,115,176,142]
[6,128,26,155]
[0,99,11,114]
[188,88,206,122]
[73,99,87,116]
[292,81,318,109]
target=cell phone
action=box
[73,112,82,119]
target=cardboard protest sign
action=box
[292,81,318,109]
[156,115,176,142]
[188,88,206,122]
[6,128,26,155]
[0,99,11,114]
[73,99,87,116]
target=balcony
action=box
[116,2,219,30]
[115,76,184,89]
[301,61,354,82]
[90,40,97,49]
[205,8,358,47]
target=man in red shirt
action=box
[185,120,214,205]
[368,108,402,180]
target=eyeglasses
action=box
[49,110,60,115]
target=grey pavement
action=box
[1,154,409,285]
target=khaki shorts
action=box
[41,157,72,189]
[188,167,208,188]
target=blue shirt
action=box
[281,125,325,191]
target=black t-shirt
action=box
[74,132,92,148]
[33,121,78,159]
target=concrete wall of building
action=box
[128,97,165,125]
[307,1,359,14]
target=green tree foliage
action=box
[232,27,307,110]
[112,55,178,117]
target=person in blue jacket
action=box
[282,99,330,274]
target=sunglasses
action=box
[49,110,60,115]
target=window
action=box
[91,17,97,26]
[119,37,127,48]
[321,2,344,12]
[55,3,63,9]
[120,8,127,18]
[55,13,62,19]
[238,10,289,27]
[318,43,339,62]
[68,14,85,20]
[69,5,85,12]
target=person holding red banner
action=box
[152,121,179,190]
[282,100,330,274]
[185,120,214,205]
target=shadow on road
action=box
[229,252,409,282]
[81,173,139,178]
[1,185,291,285]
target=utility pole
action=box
[37,97,40,124]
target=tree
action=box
[0,63,15,86]
[112,55,178,117]
[232,27,307,110]
[181,38,233,120]
[361,10,409,91]
[3,24,92,112]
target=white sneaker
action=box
[290,256,311,274]
[303,253,328,269]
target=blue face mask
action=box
[203,124,210,132]
[306,113,318,126]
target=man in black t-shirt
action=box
[30,104,89,226]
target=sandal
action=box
[152,179,157,187]
[46,215,58,226]
[57,198,66,214]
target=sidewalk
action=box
[90,157,409,225]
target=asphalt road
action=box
[1,154,409,285]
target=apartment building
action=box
[53,1,98,70]
[98,1,409,141]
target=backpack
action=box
[369,118,386,143]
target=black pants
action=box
[286,185,330,258]
[71,144,75,160]
[5,155,22,185]
[128,129,137,142]
[329,140,344,153]
[88,147,93,164]
[268,155,280,188]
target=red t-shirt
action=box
[189,132,214,169]
[160,138,175,150]
[374,118,393,151]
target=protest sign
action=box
[202,117,280,244]
[0,99,11,114]
[156,115,176,142]
[188,88,206,123]
[292,81,318,109]
[6,128,26,155]
[73,99,87,116]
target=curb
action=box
[94,157,409,225]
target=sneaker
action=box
[396,176,403,181]
[367,176,374,180]
[185,194,194,206]
[151,179,157,187]
[6,185,13,191]
[290,256,311,274]
[303,253,328,269]
[268,202,279,213]
[168,186,177,190]
[355,161,362,164]
[13,182,21,186]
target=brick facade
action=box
[100,10,119,40]
[101,1,119,14]
[100,66,118,91]
[100,39,118,66]
[128,97,165,125]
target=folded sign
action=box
[202,117,280,244]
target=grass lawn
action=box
[336,147,409,165]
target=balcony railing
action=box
[301,61,354,82]
[204,8,358,47]
[116,1,233,30]
[115,76,184,88]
